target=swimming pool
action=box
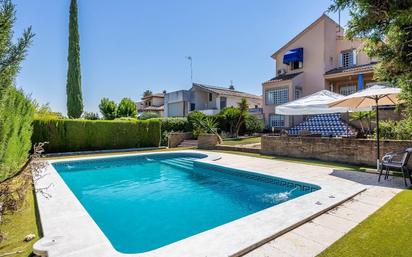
[52,152,320,253]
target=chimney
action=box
[229,80,235,90]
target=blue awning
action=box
[283,48,303,65]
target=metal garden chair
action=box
[378,148,412,187]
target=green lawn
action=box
[0,181,40,257]
[222,136,261,146]
[318,189,412,257]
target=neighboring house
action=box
[164,83,262,117]
[262,14,377,128]
[137,92,165,116]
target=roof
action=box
[267,72,303,82]
[142,105,164,111]
[324,62,377,76]
[272,14,341,58]
[192,83,261,100]
[141,93,165,100]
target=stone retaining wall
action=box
[261,135,412,167]
[197,134,219,150]
[168,132,193,148]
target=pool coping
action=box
[33,150,366,257]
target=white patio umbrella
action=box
[329,85,402,168]
[275,90,349,115]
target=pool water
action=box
[53,153,319,253]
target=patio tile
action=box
[328,202,378,223]
[269,232,325,257]
[311,213,358,234]
[291,221,345,247]
[243,244,294,257]
[354,191,396,206]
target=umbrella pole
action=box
[346,111,349,137]
[376,97,380,170]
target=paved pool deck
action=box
[243,168,404,257]
[32,150,401,257]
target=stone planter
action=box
[168,132,193,148]
[197,134,219,150]
[261,135,412,167]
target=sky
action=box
[13,0,350,115]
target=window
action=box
[339,85,357,96]
[220,97,227,109]
[340,49,356,68]
[266,87,289,105]
[190,103,196,111]
[208,93,213,102]
[269,114,285,128]
[290,61,303,70]
[295,88,302,100]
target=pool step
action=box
[161,158,195,170]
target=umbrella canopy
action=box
[329,85,402,168]
[275,90,351,115]
[328,85,401,109]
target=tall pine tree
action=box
[66,0,83,118]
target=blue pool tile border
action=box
[52,152,208,171]
[194,161,321,193]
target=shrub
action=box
[82,111,99,120]
[117,97,137,118]
[32,118,161,153]
[99,97,117,120]
[139,112,160,120]
[34,103,64,119]
[378,119,412,140]
[219,107,241,136]
[153,118,190,132]
[115,117,138,121]
[187,111,206,132]
[149,118,190,146]
[245,115,264,134]
[0,87,34,181]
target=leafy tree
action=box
[99,97,117,120]
[66,0,83,118]
[34,102,64,119]
[82,111,99,120]
[220,107,241,137]
[117,97,137,118]
[143,90,152,97]
[350,110,376,134]
[0,0,34,89]
[139,112,160,120]
[245,115,264,134]
[329,1,412,118]
[235,98,249,137]
[0,0,34,181]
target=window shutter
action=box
[352,49,357,65]
[339,53,343,67]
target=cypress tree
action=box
[66,0,83,118]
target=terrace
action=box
[1,1,411,257]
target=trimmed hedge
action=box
[32,119,161,153]
[0,87,34,181]
[151,117,190,132]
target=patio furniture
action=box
[378,148,412,187]
[329,85,401,170]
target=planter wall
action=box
[197,134,219,150]
[261,135,412,167]
[168,132,193,148]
